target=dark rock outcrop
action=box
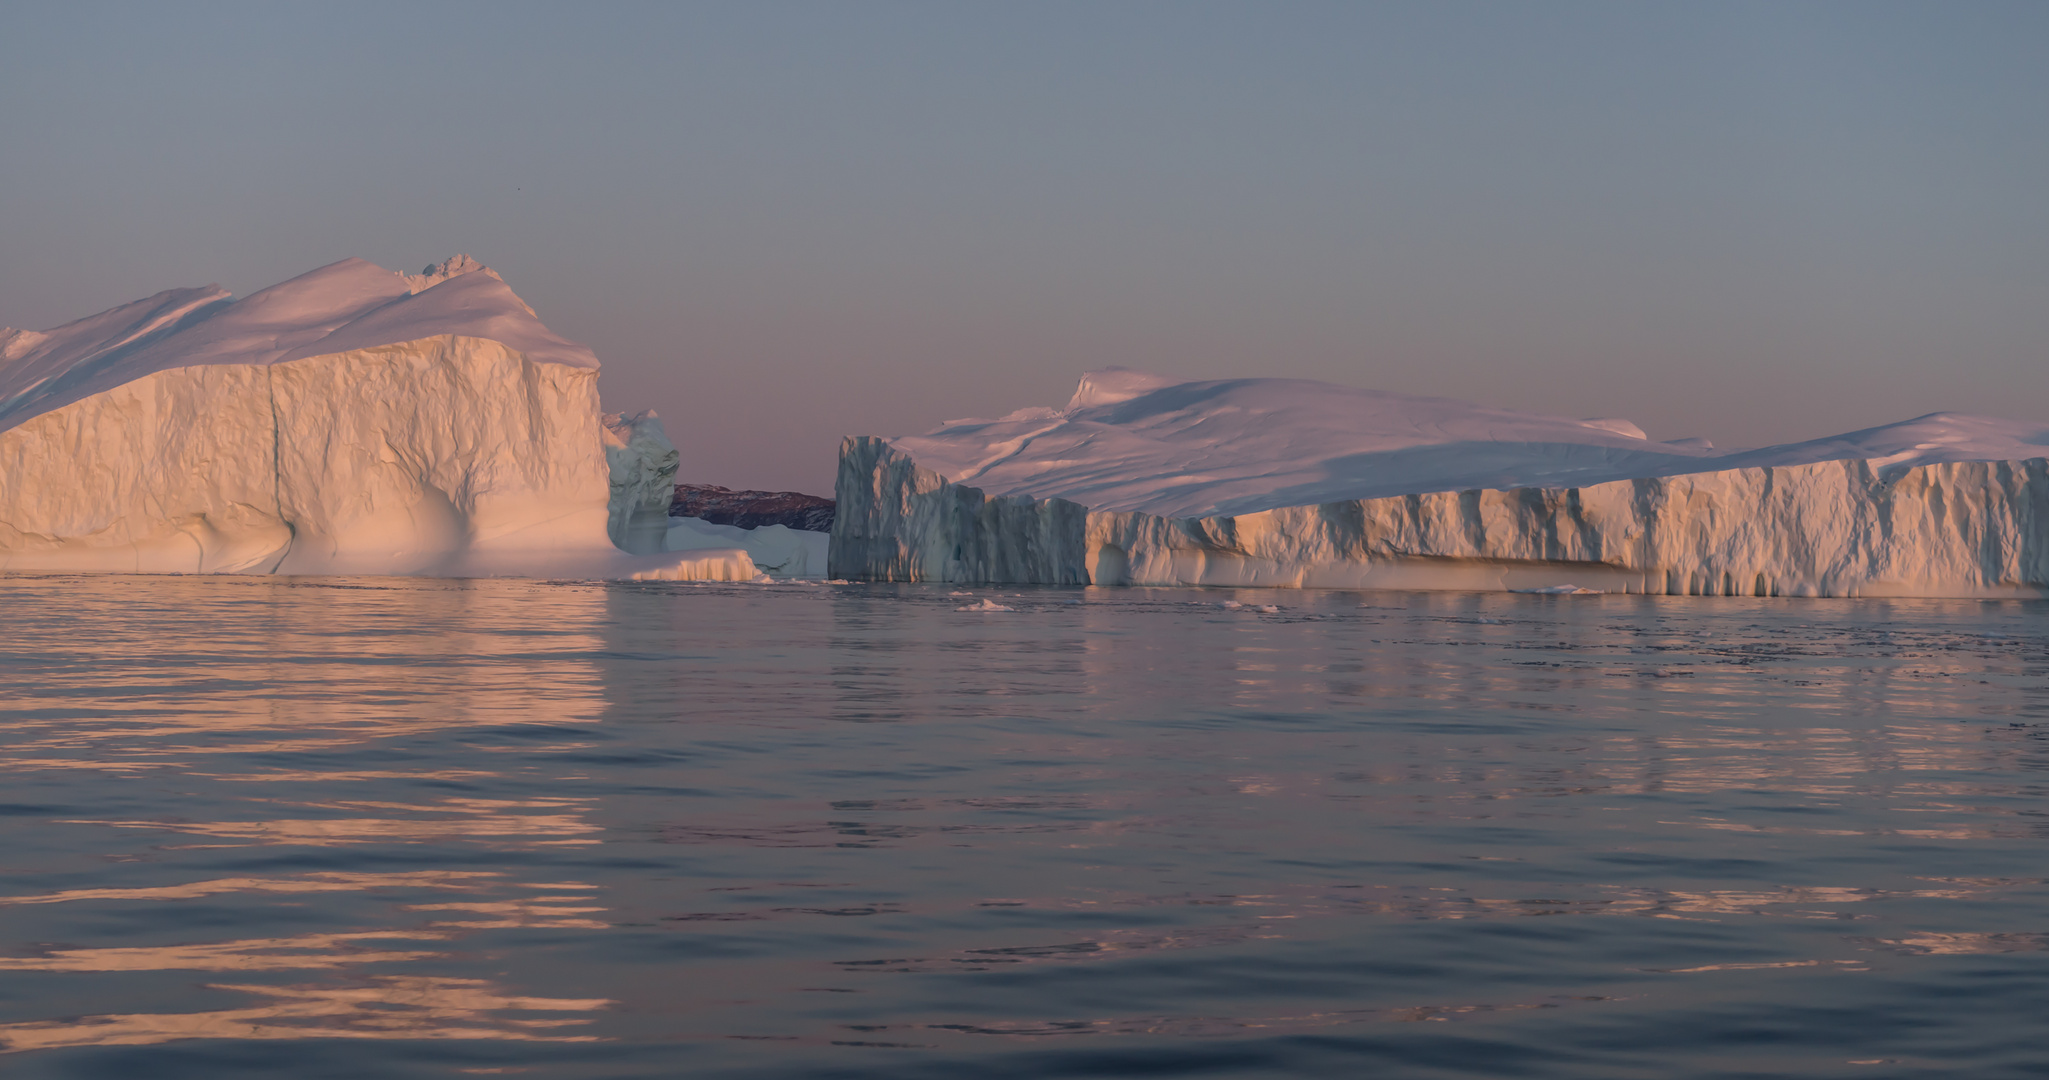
[671,484,835,532]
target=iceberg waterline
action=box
[830,372,2049,598]
[0,257,760,579]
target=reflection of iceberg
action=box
[0,871,503,906]
[0,931,447,972]
[832,370,2049,597]
[0,576,637,1059]
[0,577,618,766]
[0,976,609,1052]
[65,794,605,847]
[0,869,611,1054]
[0,256,748,579]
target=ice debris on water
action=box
[957,598,1015,612]
[1510,585,1603,595]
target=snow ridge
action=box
[888,369,2049,519]
[0,257,593,438]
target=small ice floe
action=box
[1218,600,1280,612]
[1510,584,1603,595]
[949,590,975,597]
[1219,600,1244,609]
[957,598,1016,612]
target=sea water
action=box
[0,577,2044,1078]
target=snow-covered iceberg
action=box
[0,256,753,579]
[830,370,2049,597]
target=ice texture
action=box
[831,371,2049,597]
[0,257,743,578]
[604,411,682,555]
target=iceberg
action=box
[659,483,833,578]
[0,256,753,580]
[663,515,828,579]
[830,370,2049,597]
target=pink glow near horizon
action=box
[3,3,2044,494]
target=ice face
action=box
[832,371,2049,597]
[603,411,682,555]
[0,258,690,578]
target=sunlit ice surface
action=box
[0,576,2044,1078]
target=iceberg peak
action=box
[1066,368,1193,412]
[1579,417,1648,440]
[402,253,493,292]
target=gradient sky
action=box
[3,1,2044,494]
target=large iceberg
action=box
[0,256,754,580]
[830,370,2049,597]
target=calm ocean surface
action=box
[0,577,2044,1079]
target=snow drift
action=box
[830,370,2049,597]
[0,256,753,579]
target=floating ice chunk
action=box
[831,368,2049,598]
[626,548,764,582]
[956,598,1015,611]
[663,516,827,578]
[1510,585,1603,595]
[0,256,697,578]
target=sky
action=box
[2,1,2044,495]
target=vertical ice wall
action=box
[828,437,1088,584]
[829,436,2049,597]
[0,338,619,574]
[603,411,681,555]
[0,256,748,577]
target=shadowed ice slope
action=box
[833,370,2049,596]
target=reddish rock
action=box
[670,484,835,532]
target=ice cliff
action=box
[830,370,2049,597]
[0,257,755,579]
[605,410,683,555]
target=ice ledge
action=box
[829,437,2049,598]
